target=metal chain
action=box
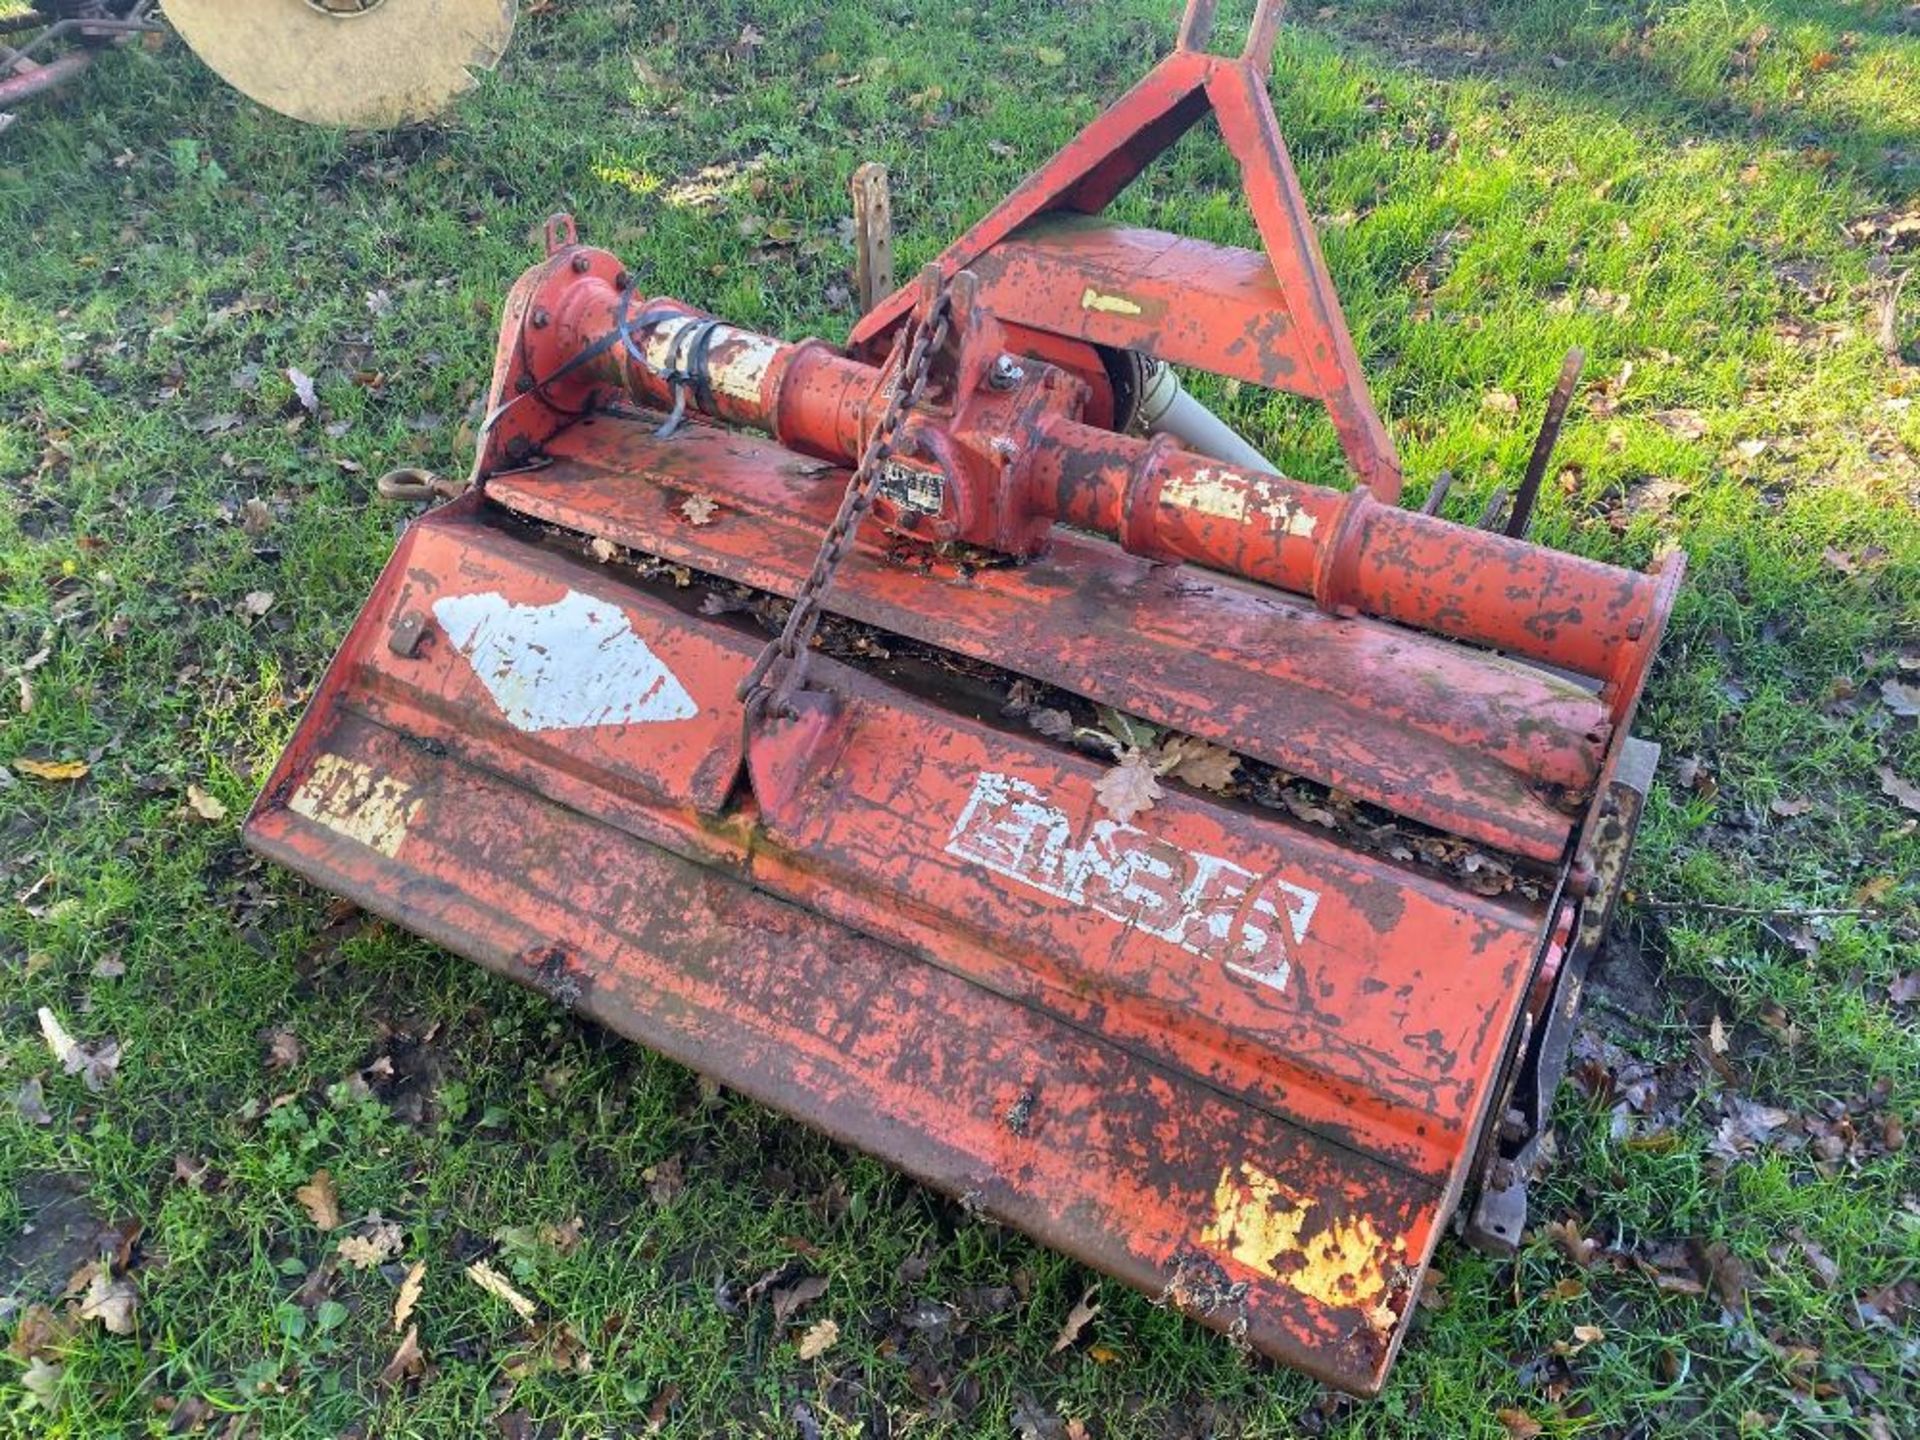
[737,283,953,724]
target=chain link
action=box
[737,283,953,724]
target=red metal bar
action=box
[0,47,90,107]
[534,275,1670,708]
[844,19,1402,499]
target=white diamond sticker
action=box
[431,589,698,733]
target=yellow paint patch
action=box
[1198,1162,1398,1312]
[289,754,421,858]
[1080,287,1144,317]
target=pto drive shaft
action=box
[526,266,1677,723]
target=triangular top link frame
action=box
[848,0,1402,500]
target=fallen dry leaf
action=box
[539,1216,584,1255]
[21,1356,61,1409]
[12,757,89,782]
[78,1270,138,1335]
[239,590,276,619]
[1652,408,1709,440]
[240,497,274,535]
[1482,389,1520,415]
[680,494,719,525]
[1790,1227,1840,1289]
[394,1259,425,1331]
[1882,679,1920,718]
[1709,1014,1730,1055]
[1050,1284,1101,1355]
[466,1260,537,1320]
[771,1273,828,1325]
[1497,1410,1543,1440]
[338,1221,403,1271]
[1545,1216,1600,1268]
[263,1027,301,1071]
[1157,734,1239,792]
[1094,749,1162,824]
[796,1318,839,1360]
[38,1007,121,1092]
[380,1325,425,1386]
[1769,796,1815,818]
[185,784,227,822]
[1857,873,1897,906]
[643,1154,685,1205]
[12,1077,53,1125]
[295,1169,343,1231]
[286,366,318,414]
[1876,767,1920,814]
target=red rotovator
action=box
[246,1,1678,1393]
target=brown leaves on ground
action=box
[184,784,228,822]
[262,1027,302,1071]
[1711,1096,1796,1163]
[679,494,719,525]
[337,1219,404,1271]
[1881,679,1920,718]
[380,1325,426,1387]
[12,1077,53,1125]
[502,1319,594,1381]
[1876,766,1920,813]
[1049,1285,1101,1354]
[75,1266,139,1335]
[295,1169,343,1230]
[12,756,89,782]
[394,1260,426,1331]
[771,1273,828,1325]
[642,1154,685,1205]
[795,1318,839,1360]
[38,1008,121,1092]
[1652,407,1709,440]
[466,1260,538,1320]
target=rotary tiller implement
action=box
[246,1,1679,1394]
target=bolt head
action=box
[988,355,1025,390]
[531,307,551,329]
[570,253,592,274]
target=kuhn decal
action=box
[432,589,698,733]
[944,771,1318,994]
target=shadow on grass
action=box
[1328,0,1917,200]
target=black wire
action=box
[477,286,692,439]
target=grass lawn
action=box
[3,0,1917,1435]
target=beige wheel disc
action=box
[166,0,517,127]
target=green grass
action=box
[2,0,1917,1435]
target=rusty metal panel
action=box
[243,502,1572,1393]
[489,418,1607,862]
[250,713,1446,1393]
[966,217,1321,393]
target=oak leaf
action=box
[1094,749,1162,824]
[296,1169,343,1230]
[796,1318,839,1360]
[394,1260,425,1331]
